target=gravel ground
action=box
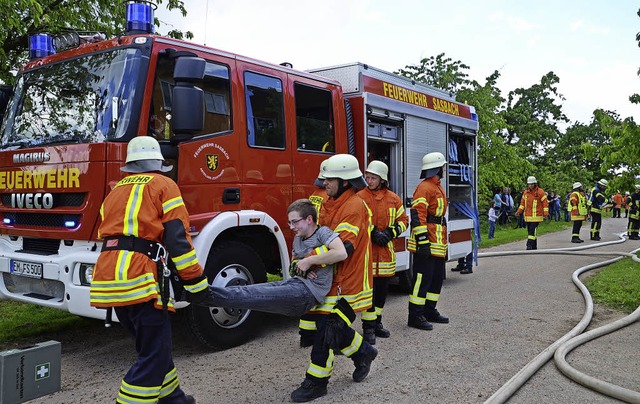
[8,217,640,403]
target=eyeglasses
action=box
[287,217,305,226]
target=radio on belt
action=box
[0,340,61,403]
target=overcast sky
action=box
[156,0,639,126]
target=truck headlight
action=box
[79,264,94,286]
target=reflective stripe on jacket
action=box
[310,188,373,314]
[516,186,548,223]
[357,187,408,277]
[407,177,448,257]
[570,191,588,221]
[90,173,207,310]
[587,186,607,213]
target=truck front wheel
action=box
[184,240,267,350]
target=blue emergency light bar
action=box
[126,1,155,34]
[29,34,55,60]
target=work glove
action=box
[416,243,431,257]
[370,228,384,245]
[289,259,300,277]
[324,298,356,352]
[373,229,392,246]
[382,226,396,240]
[186,287,218,307]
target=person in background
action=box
[612,191,623,218]
[357,160,408,345]
[515,176,548,250]
[623,191,631,218]
[451,252,474,275]
[407,152,450,331]
[90,137,213,404]
[493,188,505,225]
[569,182,587,243]
[488,200,497,239]
[587,179,608,241]
[627,185,640,240]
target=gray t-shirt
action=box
[292,226,338,303]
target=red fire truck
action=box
[0,2,478,349]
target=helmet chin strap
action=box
[335,180,351,198]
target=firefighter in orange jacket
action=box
[90,137,212,404]
[515,176,549,250]
[291,154,377,403]
[628,185,640,240]
[569,182,587,243]
[407,152,449,331]
[299,161,330,347]
[357,160,408,344]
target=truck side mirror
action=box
[171,57,205,142]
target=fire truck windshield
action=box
[0,48,144,150]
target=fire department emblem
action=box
[206,154,219,171]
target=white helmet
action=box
[126,136,165,163]
[365,160,388,182]
[527,176,537,184]
[597,179,608,188]
[635,184,640,190]
[572,181,582,190]
[321,154,366,188]
[122,137,171,173]
[314,159,329,187]
[421,152,447,171]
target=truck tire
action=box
[184,240,267,350]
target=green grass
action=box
[583,256,640,314]
[0,300,94,345]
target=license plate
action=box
[10,260,43,279]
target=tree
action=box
[394,53,472,93]
[0,1,191,85]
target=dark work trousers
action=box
[299,313,321,344]
[613,207,621,218]
[306,313,370,384]
[590,212,602,239]
[363,277,390,330]
[115,301,187,404]
[408,253,445,318]
[526,222,539,250]
[571,220,583,239]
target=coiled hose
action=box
[482,233,640,404]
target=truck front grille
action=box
[2,272,65,301]
[21,238,60,255]
[3,213,81,229]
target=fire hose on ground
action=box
[481,233,640,404]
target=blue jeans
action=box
[209,278,317,317]
[488,221,496,239]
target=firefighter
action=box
[299,161,330,347]
[90,136,213,404]
[357,160,408,344]
[407,152,450,331]
[628,185,640,240]
[291,154,377,403]
[587,179,608,241]
[515,176,549,250]
[569,182,587,243]
[623,191,631,218]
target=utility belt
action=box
[427,216,447,226]
[101,235,174,315]
[101,235,167,262]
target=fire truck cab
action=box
[0,3,478,350]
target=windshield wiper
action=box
[0,140,32,150]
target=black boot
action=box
[408,314,433,330]
[352,343,378,382]
[425,308,449,324]
[363,327,376,345]
[291,379,328,402]
[571,236,581,243]
[375,321,390,338]
[460,266,473,274]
